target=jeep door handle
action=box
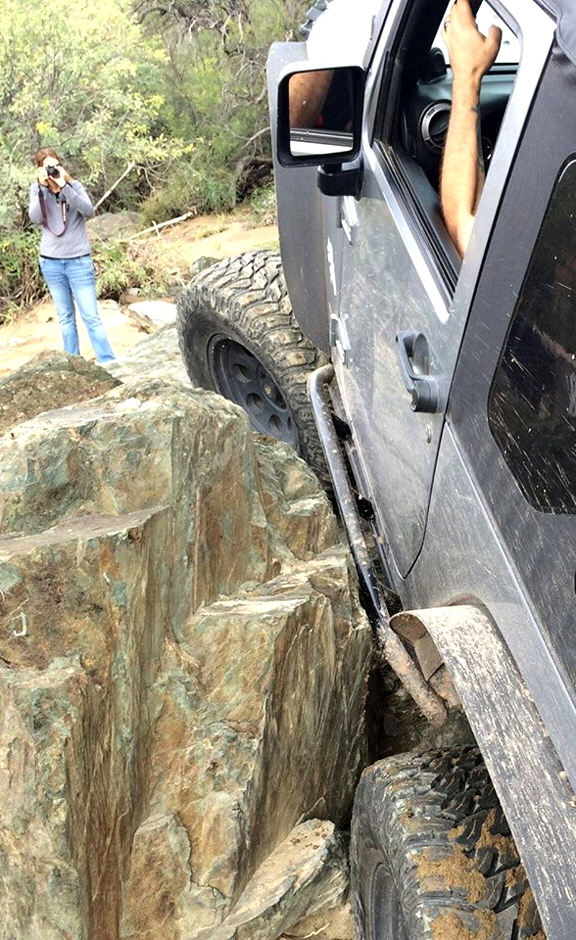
[395,331,440,413]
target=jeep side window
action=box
[489,157,576,514]
[373,0,520,270]
[434,2,520,67]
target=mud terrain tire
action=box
[177,250,327,479]
[351,746,544,940]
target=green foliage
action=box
[134,0,307,210]
[0,0,190,228]
[139,147,237,225]
[0,231,45,321]
[93,240,174,300]
[249,182,277,225]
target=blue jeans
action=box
[39,255,116,364]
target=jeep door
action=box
[333,0,552,577]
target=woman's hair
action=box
[35,147,61,167]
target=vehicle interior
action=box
[283,0,520,276]
[398,0,519,191]
[376,0,520,278]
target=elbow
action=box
[453,215,474,258]
[80,196,95,219]
[441,204,474,258]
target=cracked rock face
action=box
[0,358,370,940]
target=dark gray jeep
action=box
[178,0,576,936]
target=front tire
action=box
[351,747,544,939]
[177,250,327,478]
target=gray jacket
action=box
[28,180,94,259]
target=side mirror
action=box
[277,64,365,168]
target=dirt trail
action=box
[0,212,278,379]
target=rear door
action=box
[333,0,552,576]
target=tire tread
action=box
[177,250,328,481]
[351,746,545,939]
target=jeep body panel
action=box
[267,42,332,354]
[405,427,576,937]
[439,43,576,783]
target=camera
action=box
[46,166,60,178]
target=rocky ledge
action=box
[0,341,371,940]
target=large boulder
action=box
[0,363,370,940]
[0,350,119,435]
[105,324,190,385]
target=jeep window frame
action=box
[361,0,552,305]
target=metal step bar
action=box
[308,364,447,728]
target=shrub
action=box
[93,239,175,301]
[249,183,277,225]
[0,231,45,322]
[139,152,238,227]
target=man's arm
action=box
[289,70,334,128]
[440,0,502,257]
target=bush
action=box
[0,232,176,323]
[93,239,174,301]
[249,183,277,225]
[139,152,238,227]
[0,231,45,322]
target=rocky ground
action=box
[0,341,370,940]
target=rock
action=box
[0,351,119,436]
[126,300,177,334]
[104,324,191,385]
[289,904,354,939]
[120,546,369,939]
[0,658,86,939]
[191,820,351,940]
[87,211,141,240]
[0,368,370,939]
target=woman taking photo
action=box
[28,148,116,364]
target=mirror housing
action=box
[277,63,365,168]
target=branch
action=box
[94,162,137,211]
[126,210,196,240]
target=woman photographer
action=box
[28,148,115,364]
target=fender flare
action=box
[390,603,576,940]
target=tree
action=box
[132,0,308,201]
[0,0,190,230]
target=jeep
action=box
[177,0,576,936]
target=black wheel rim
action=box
[369,863,409,940]
[209,335,298,447]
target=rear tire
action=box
[351,746,544,939]
[177,250,328,480]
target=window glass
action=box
[489,158,576,513]
[434,1,520,65]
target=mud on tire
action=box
[351,746,544,940]
[177,250,328,481]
